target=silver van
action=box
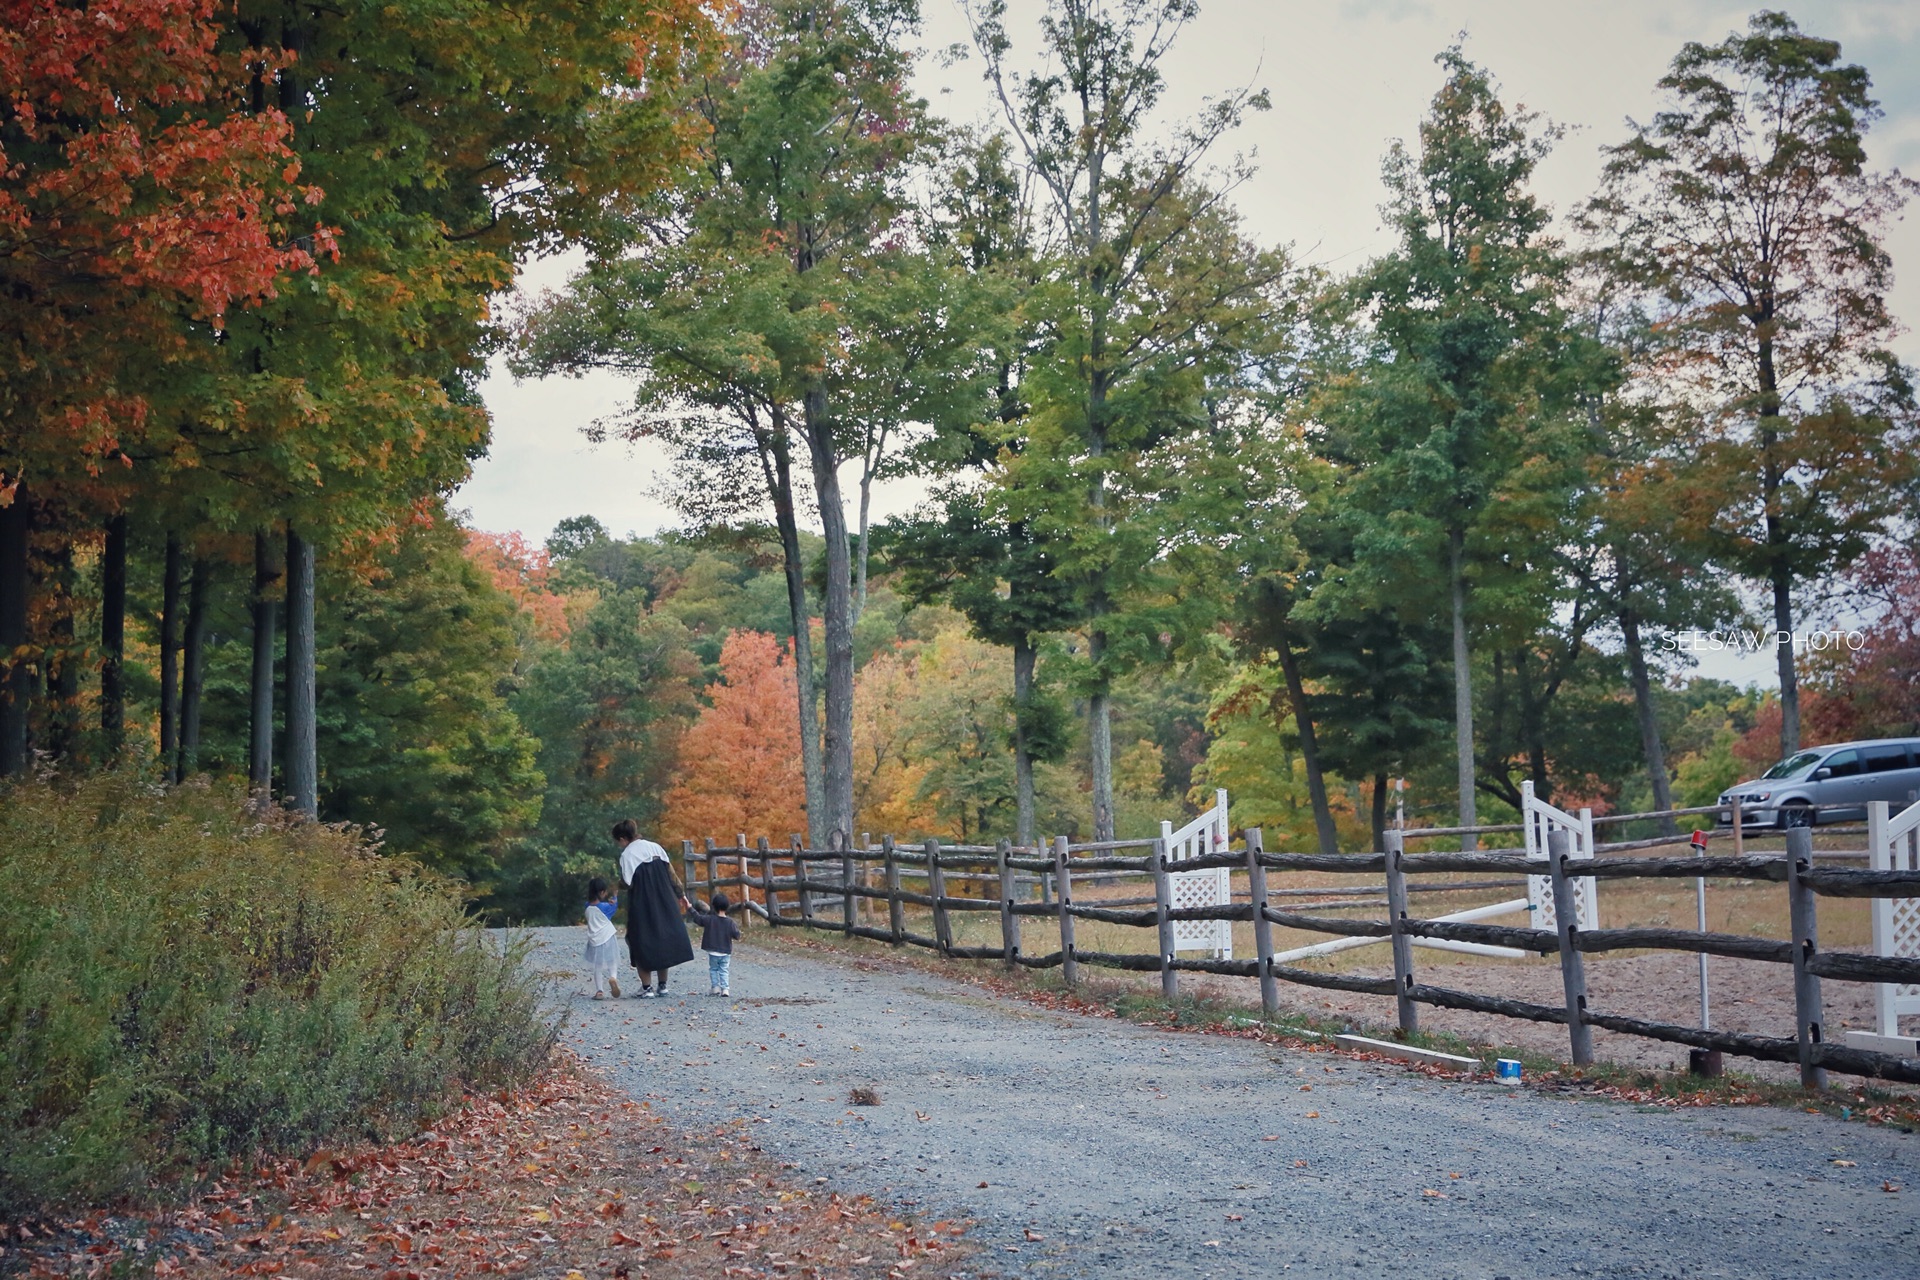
[1717,738,1920,828]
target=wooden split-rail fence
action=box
[679,809,1920,1088]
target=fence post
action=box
[840,830,856,936]
[737,832,750,918]
[884,834,904,945]
[859,832,872,926]
[1384,828,1418,1035]
[997,838,1017,969]
[681,839,696,902]
[927,838,951,953]
[1055,834,1077,987]
[703,837,718,910]
[758,836,778,923]
[1153,836,1178,1002]
[1245,828,1278,1018]
[1547,829,1594,1066]
[793,834,813,925]
[1786,825,1827,1090]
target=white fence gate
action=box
[1162,789,1233,960]
[1521,780,1600,932]
[1844,799,1920,1057]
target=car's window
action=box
[1763,750,1823,779]
[1862,744,1913,773]
[1822,749,1862,778]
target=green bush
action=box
[0,774,555,1215]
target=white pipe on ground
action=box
[1269,898,1531,964]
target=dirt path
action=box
[527,927,1919,1280]
[1178,950,1894,1089]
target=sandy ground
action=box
[1179,950,1896,1089]
[525,926,1920,1280]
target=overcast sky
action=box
[455,1,1920,680]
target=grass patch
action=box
[0,773,555,1217]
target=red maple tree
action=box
[0,0,325,491]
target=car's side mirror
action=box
[1813,767,1832,781]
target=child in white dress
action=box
[584,877,622,999]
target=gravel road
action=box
[524,927,1919,1280]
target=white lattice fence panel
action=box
[1522,782,1599,933]
[1871,803,1920,1034]
[1170,867,1232,955]
[1162,790,1233,959]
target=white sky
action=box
[456,1,1920,682]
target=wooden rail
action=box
[677,821,1920,1086]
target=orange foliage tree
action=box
[660,630,807,844]
[0,0,322,480]
[464,530,573,645]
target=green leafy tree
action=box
[315,516,544,883]
[1584,10,1918,758]
[1314,49,1589,847]
[518,0,984,847]
[963,0,1282,841]
[504,592,701,920]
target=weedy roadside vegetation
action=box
[0,773,554,1217]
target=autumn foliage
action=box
[465,529,574,643]
[661,630,808,843]
[0,0,323,477]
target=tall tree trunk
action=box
[1448,526,1478,850]
[101,513,128,761]
[0,483,28,776]
[45,544,79,762]
[1275,629,1339,855]
[1620,605,1677,836]
[1013,636,1037,847]
[854,439,879,625]
[177,557,211,781]
[284,527,317,817]
[1770,561,1799,758]
[1088,656,1114,844]
[1756,334,1799,759]
[159,533,182,774]
[1517,648,1549,799]
[1371,771,1390,854]
[762,406,825,845]
[250,531,278,798]
[801,387,856,844]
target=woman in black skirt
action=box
[614,818,694,997]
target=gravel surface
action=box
[525,927,1920,1280]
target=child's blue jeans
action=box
[707,952,732,991]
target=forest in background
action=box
[4,2,1919,921]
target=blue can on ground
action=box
[1495,1058,1523,1081]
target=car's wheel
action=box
[1780,802,1816,829]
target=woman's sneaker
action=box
[638,986,655,999]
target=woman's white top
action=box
[585,905,617,946]
[618,838,669,885]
